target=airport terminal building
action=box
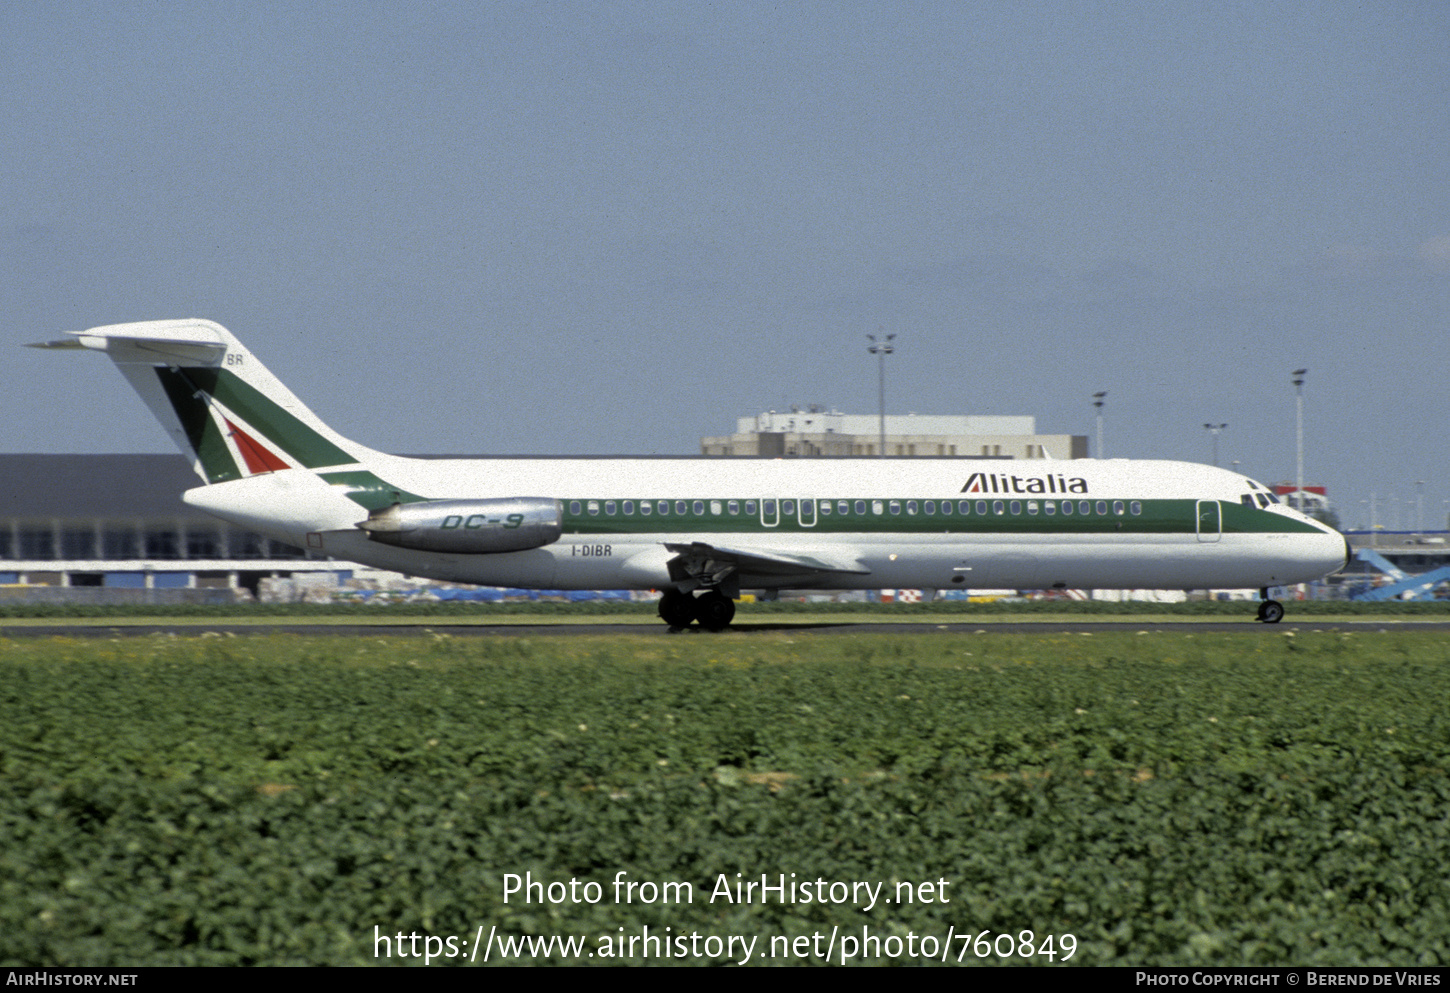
[0,454,343,599]
[702,409,1088,459]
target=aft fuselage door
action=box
[1196,500,1222,543]
[798,497,817,527]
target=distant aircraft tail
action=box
[29,319,376,486]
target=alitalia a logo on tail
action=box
[961,471,1088,495]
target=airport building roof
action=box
[1,453,201,519]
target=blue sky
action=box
[5,1,1447,529]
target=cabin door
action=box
[1196,500,1221,543]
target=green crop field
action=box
[2,630,1448,966]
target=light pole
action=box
[867,333,895,458]
[1291,369,1307,512]
[1092,392,1107,459]
[1203,423,1228,467]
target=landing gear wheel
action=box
[1257,599,1285,624]
[694,591,736,631]
[658,590,696,630]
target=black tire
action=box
[658,590,696,628]
[1258,600,1285,624]
[694,591,736,631]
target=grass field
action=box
[3,629,1448,966]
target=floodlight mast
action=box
[1292,369,1307,512]
[1203,423,1228,467]
[1092,392,1107,459]
[867,333,895,458]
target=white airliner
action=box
[34,319,1349,628]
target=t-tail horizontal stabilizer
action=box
[31,319,374,486]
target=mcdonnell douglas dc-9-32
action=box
[32,320,1350,628]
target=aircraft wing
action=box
[663,540,870,590]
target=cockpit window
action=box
[1241,478,1283,507]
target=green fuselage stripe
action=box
[320,470,426,512]
[558,498,1322,537]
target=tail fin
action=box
[30,319,373,484]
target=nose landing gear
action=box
[1257,589,1284,624]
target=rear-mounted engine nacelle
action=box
[359,497,562,554]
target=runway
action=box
[3,618,1447,638]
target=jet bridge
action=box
[1347,547,1450,601]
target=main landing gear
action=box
[1256,589,1285,624]
[658,589,736,632]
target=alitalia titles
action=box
[961,471,1088,495]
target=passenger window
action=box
[605,501,617,515]
[569,501,581,515]
[640,501,652,516]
